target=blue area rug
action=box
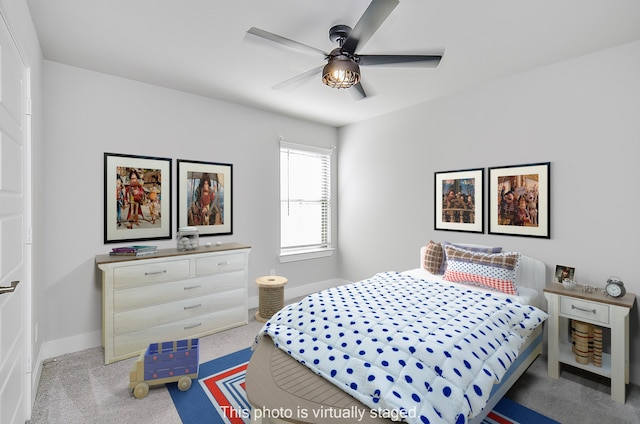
[168,348,559,424]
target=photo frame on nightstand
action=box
[554,265,575,283]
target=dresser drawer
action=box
[112,305,247,359]
[196,253,245,276]
[560,296,609,325]
[113,260,190,289]
[113,288,245,335]
[113,271,245,312]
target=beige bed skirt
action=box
[246,335,388,424]
[245,325,543,424]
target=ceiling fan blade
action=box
[350,82,367,100]
[246,27,327,56]
[341,0,399,55]
[272,65,324,91]
[358,54,442,67]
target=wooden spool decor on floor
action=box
[255,276,288,323]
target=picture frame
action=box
[177,159,233,236]
[104,153,172,243]
[488,162,550,238]
[434,168,484,233]
[554,265,575,283]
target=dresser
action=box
[96,243,251,364]
[543,283,635,403]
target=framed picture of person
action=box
[104,153,172,243]
[434,168,484,233]
[177,159,233,236]
[488,162,550,238]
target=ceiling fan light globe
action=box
[322,57,360,89]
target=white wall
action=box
[338,40,640,384]
[40,61,339,355]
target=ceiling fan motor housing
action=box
[329,25,352,46]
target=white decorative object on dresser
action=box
[96,242,250,364]
[544,283,636,403]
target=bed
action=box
[246,243,548,424]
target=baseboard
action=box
[39,330,103,361]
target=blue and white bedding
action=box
[256,272,548,424]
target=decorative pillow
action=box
[423,241,444,274]
[443,245,520,295]
[440,242,502,274]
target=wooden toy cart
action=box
[129,338,200,399]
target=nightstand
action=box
[544,283,636,403]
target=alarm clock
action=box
[605,276,626,298]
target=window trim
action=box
[278,247,335,263]
[279,140,334,262]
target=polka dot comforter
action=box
[256,272,548,424]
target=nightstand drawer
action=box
[560,297,609,325]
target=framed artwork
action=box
[177,159,232,236]
[488,162,550,238]
[434,168,484,233]
[554,265,575,283]
[104,153,172,243]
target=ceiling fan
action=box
[246,0,443,99]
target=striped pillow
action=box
[443,245,520,295]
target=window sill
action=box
[279,247,335,263]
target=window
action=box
[280,141,333,261]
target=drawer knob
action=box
[571,304,596,314]
[184,303,202,310]
[144,270,167,276]
[183,284,202,290]
[217,261,230,266]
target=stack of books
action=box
[109,245,158,256]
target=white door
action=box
[0,11,30,424]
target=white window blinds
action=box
[280,141,332,252]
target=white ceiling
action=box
[26,0,640,127]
